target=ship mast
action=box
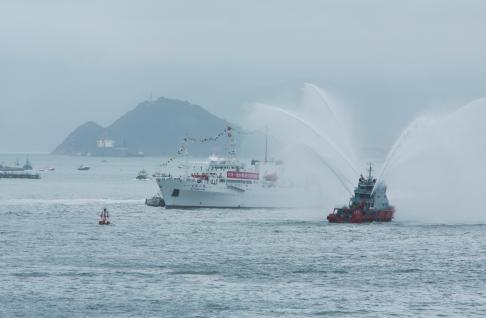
[182,135,189,177]
[367,162,373,180]
[264,125,268,163]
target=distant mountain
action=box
[53,121,105,155]
[53,97,268,157]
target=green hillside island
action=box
[53,97,268,158]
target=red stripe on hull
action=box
[327,207,395,223]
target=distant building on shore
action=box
[96,139,115,148]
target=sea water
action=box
[1,154,486,317]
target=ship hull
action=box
[0,172,40,179]
[156,178,315,209]
[327,207,395,223]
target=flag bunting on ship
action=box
[161,126,234,165]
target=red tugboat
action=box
[327,164,395,223]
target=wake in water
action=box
[0,198,145,206]
[246,84,486,223]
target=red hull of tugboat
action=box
[327,207,395,223]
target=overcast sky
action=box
[1,0,485,152]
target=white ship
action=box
[156,127,318,209]
[156,156,315,208]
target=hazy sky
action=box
[1,0,486,152]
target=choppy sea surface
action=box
[1,154,486,317]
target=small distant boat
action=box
[78,165,90,171]
[136,169,149,180]
[145,194,165,207]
